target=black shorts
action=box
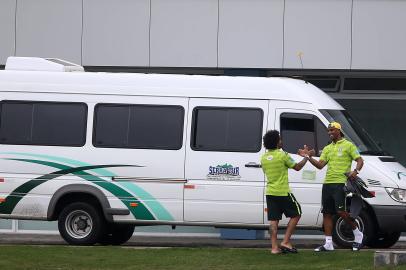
[266,193,302,221]
[321,183,346,214]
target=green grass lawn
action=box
[0,245,402,270]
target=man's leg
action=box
[270,220,280,253]
[315,213,335,251]
[281,215,300,249]
[335,182,364,250]
[337,210,356,229]
[315,184,336,251]
[337,210,364,249]
[323,213,335,249]
[324,213,334,236]
[266,195,283,253]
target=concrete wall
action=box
[1,0,406,69]
[284,0,352,69]
[218,0,284,68]
[15,0,82,64]
[0,0,16,63]
[82,0,150,66]
[352,0,406,70]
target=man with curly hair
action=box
[261,130,309,254]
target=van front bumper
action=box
[372,205,406,232]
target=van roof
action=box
[0,70,343,110]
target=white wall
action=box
[82,0,150,66]
[284,0,352,69]
[218,0,284,68]
[0,0,16,64]
[16,0,82,64]
[1,0,406,70]
[352,0,406,70]
[150,0,218,67]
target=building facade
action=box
[0,0,406,234]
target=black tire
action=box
[332,210,376,248]
[99,224,135,245]
[367,231,401,248]
[58,202,106,245]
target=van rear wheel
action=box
[99,224,135,245]
[332,210,375,248]
[58,202,106,245]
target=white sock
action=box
[353,228,363,243]
[324,236,334,250]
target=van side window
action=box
[0,101,87,146]
[191,107,263,152]
[315,118,330,155]
[93,104,184,150]
[280,113,329,156]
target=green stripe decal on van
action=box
[0,152,124,176]
[0,152,174,221]
[0,159,155,220]
[116,182,174,221]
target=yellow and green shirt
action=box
[320,138,361,184]
[261,149,296,196]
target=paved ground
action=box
[1,233,406,250]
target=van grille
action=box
[367,179,381,186]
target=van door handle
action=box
[245,162,261,168]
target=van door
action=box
[270,103,330,226]
[91,96,188,222]
[184,98,268,224]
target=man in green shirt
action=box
[261,130,309,254]
[301,122,364,251]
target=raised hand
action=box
[298,145,316,157]
[298,145,309,157]
[308,149,316,157]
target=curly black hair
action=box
[263,130,280,150]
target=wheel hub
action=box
[76,217,88,231]
[336,217,364,244]
[65,210,93,239]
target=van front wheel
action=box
[367,231,401,248]
[58,202,106,245]
[332,210,375,248]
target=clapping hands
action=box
[298,145,315,158]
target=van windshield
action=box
[319,109,386,155]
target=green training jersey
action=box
[261,149,296,196]
[319,138,361,184]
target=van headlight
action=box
[385,188,406,203]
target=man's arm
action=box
[308,156,327,170]
[298,146,327,170]
[293,157,309,171]
[348,157,364,180]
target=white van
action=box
[0,57,405,247]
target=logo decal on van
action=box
[207,164,241,181]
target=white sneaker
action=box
[314,244,334,252]
[352,242,363,251]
